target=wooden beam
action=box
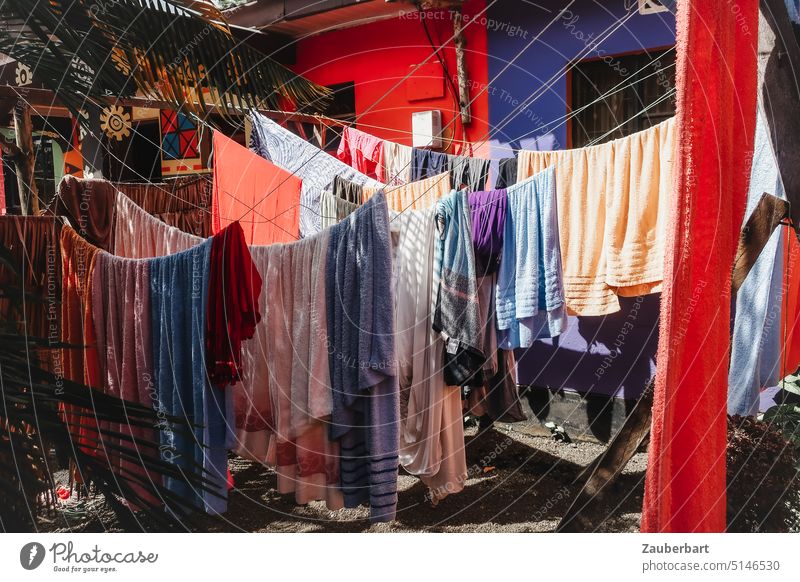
[759,0,800,229]
[452,9,472,127]
[732,193,791,292]
[12,100,39,215]
[0,84,349,129]
[556,382,653,532]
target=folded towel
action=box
[54,176,117,251]
[449,154,490,192]
[92,251,160,505]
[382,141,413,185]
[115,176,212,237]
[496,167,567,348]
[149,238,230,514]
[605,118,674,296]
[412,149,490,193]
[60,226,103,454]
[363,172,451,211]
[411,149,449,182]
[332,174,364,204]
[212,130,301,245]
[252,234,343,511]
[326,191,399,522]
[320,191,360,229]
[114,190,203,258]
[495,157,518,189]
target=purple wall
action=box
[486,0,676,155]
[486,1,675,399]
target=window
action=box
[297,81,355,153]
[569,49,675,148]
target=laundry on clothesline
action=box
[393,205,467,504]
[496,167,567,349]
[60,220,262,515]
[212,130,301,245]
[337,126,384,181]
[363,171,452,211]
[249,110,384,238]
[517,117,674,316]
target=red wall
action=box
[293,0,490,157]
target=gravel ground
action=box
[37,425,646,533]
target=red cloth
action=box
[781,232,800,377]
[336,126,384,180]
[206,221,263,388]
[642,0,759,532]
[211,131,300,245]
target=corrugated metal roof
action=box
[226,0,419,38]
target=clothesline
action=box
[5,5,661,223]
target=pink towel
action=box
[92,251,160,506]
[337,126,385,181]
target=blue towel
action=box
[496,166,567,348]
[150,239,231,515]
[326,190,400,522]
[728,113,787,416]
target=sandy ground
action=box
[38,425,646,533]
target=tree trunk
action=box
[13,101,39,215]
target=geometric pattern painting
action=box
[160,110,198,159]
[160,109,203,176]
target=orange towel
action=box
[363,172,451,211]
[606,119,674,296]
[212,131,301,245]
[517,118,674,315]
[60,226,102,457]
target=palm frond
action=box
[0,0,331,120]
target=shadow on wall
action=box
[515,294,660,441]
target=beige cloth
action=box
[382,141,413,186]
[517,118,674,315]
[394,207,467,503]
[364,172,451,212]
[320,191,359,229]
[113,191,203,258]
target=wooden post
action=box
[453,9,472,127]
[12,99,39,215]
[760,0,800,230]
